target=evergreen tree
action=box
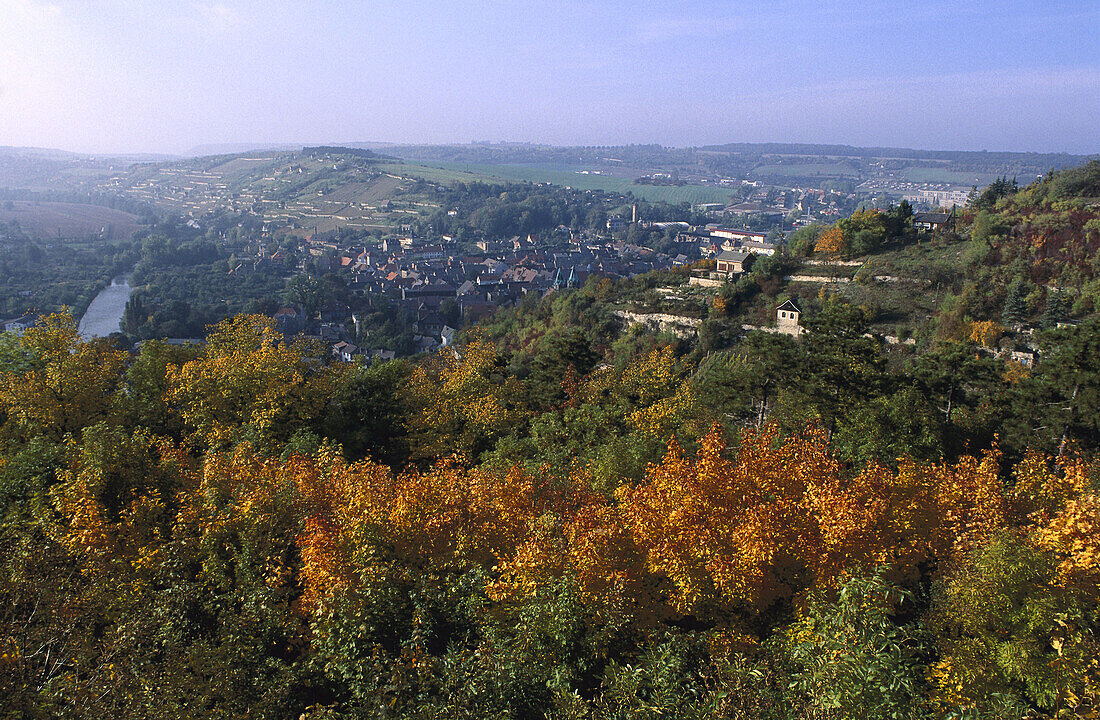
[1002,276,1029,325]
[1040,289,1067,329]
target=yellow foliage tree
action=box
[967,319,1003,348]
[0,312,127,440]
[166,314,331,448]
[402,339,515,462]
[1037,493,1100,593]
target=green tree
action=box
[1002,275,1030,326]
[1040,289,1068,329]
[973,176,1018,211]
[785,569,929,720]
[908,341,1005,455]
[284,274,328,318]
[317,359,412,466]
[1004,318,1100,455]
[928,534,1098,717]
[693,332,798,429]
[788,299,888,439]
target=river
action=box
[78,275,133,340]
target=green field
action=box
[381,162,736,205]
[898,166,1002,186]
[752,162,862,178]
[377,162,499,185]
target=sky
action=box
[1,0,1098,156]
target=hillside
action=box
[379,141,1095,194]
[1,161,1099,718]
[0,295,1097,717]
[0,200,145,241]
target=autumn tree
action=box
[166,314,332,449]
[0,312,127,442]
[967,319,1003,348]
[402,338,517,463]
[814,225,847,256]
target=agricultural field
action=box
[376,162,506,185]
[323,174,404,203]
[897,166,1003,186]
[751,161,862,178]
[387,161,736,204]
[0,201,146,240]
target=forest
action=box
[0,286,1097,718]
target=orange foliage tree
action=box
[615,425,1010,618]
[814,226,847,256]
[295,448,598,611]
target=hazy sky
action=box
[2,0,1098,155]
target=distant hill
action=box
[695,142,1093,166]
[185,142,304,156]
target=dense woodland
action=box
[1,164,1099,719]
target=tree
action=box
[785,570,928,720]
[524,328,599,410]
[838,209,889,254]
[791,298,888,440]
[908,341,1005,454]
[284,274,327,317]
[166,314,331,449]
[402,339,516,463]
[693,332,798,429]
[1002,276,1030,325]
[928,534,1098,717]
[787,224,824,257]
[814,226,846,256]
[973,176,1018,211]
[1005,319,1100,455]
[1040,289,1068,329]
[967,319,1003,348]
[316,359,412,466]
[0,312,127,442]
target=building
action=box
[913,211,954,233]
[715,249,752,277]
[737,240,777,256]
[711,228,768,244]
[331,341,362,363]
[776,299,804,336]
[902,188,971,207]
[1,313,39,335]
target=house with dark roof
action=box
[715,249,753,278]
[913,211,954,232]
[2,313,40,335]
[776,299,804,336]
